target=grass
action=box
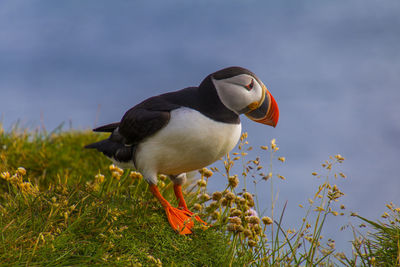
[0,124,399,266]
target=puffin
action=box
[85,66,279,234]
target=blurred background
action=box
[1,0,399,253]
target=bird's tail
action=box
[85,139,134,163]
[93,122,120,132]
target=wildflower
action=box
[230,208,242,217]
[200,193,211,201]
[240,132,248,141]
[17,167,26,176]
[236,196,246,206]
[260,145,268,150]
[208,201,219,210]
[381,212,389,218]
[262,216,273,225]
[277,174,286,180]
[211,211,220,220]
[311,172,318,176]
[298,204,304,208]
[339,172,346,178]
[158,174,167,181]
[229,217,242,225]
[336,252,346,260]
[199,167,213,178]
[340,204,346,210]
[286,228,295,235]
[270,138,279,151]
[212,191,222,201]
[278,157,286,162]
[130,171,143,180]
[224,192,235,201]
[0,171,10,180]
[243,192,253,202]
[111,171,121,180]
[350,212,358,217]
[221,197,228,207]
[249,216,260,225]
[263,172,272,180]
[197,179,207,187]
[228,175,239,188]
[227,223,243,233]
[246,208,258,217]
[193,203,202,211]
[335,154,345,162]
[315,206,325,212]
[243,229,252,238]
[95,173,105,183]
[248,239,257,247]
[109,164,124,175]
[252,224,262,234]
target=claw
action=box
[150,184,208,235]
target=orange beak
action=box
[245,88,279,127]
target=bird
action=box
[85,66,279,234]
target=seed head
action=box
[199,168,213,178]
[225,192,235,201]
[248,216,260,225]
[335,154,345,162]
[193,203,202,211]
[243,192,253,201]
[277,174,286,180]
[211,211,220,220]
[228,175,239,188]
[230,208,242,217]
[197,179,207,187]
[17,167,26,176]
[212,191,222,201]
[262,216,273,225]
[158,174,167,181]
[229,216,242,225]
[111,171,121,180]
[200,193,211,201]
[129,171,143,180]
[244,229,252,238]
[248,239,257,247]
[95,174,105,183]
[252,224,262,234]
[0,171,10,180]
[263,172,273,181]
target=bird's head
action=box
[211,66,279,127]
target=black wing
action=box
[118,95,181,144]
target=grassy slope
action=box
[1,127,399,266]
[0,129,245,266]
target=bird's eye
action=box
[245,79,254,91]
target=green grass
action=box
[0,127,247,266]
[0,125,399,266]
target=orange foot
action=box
[165,206,208,235]
[150,184,208,235]
[164,206,195,235]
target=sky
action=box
[1,0,400,254]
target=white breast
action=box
[135,107,242,181]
